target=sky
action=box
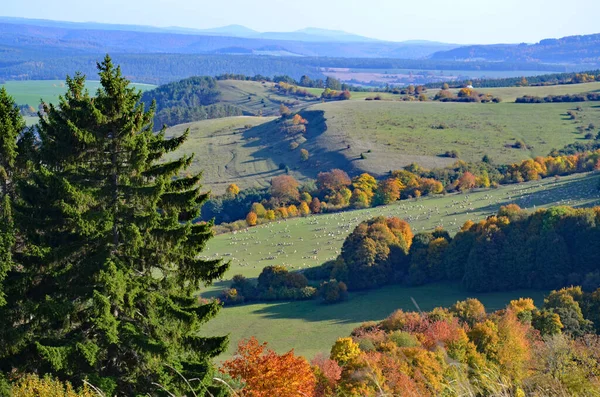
[1,0,598,44]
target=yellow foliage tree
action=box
[11,374,95,397]
[287,204,299,217]
[330,337,360,365]
[299,201,310,216]
[226,183,240,196]
[265,209,276,220]
[246,211,258,226]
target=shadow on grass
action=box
[238,110,364,180]
[243,282,547,325]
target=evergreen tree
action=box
[0,87,25,306]
[0,56,229,395]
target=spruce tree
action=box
[0,56,229,395]
[0,87,25,306]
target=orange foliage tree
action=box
[457,171,477,191]
[271,175,300,204]
[221,337,316,397]
[317,169,351,196]
[246,211,258,226]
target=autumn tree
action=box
[226,183,240,196]
[271,175,300,205]
[251,202,267,217]
[451,298,486,326]
[246,211,258,226]
[309,197,322,213]
[279,103,291,118]
[351,173,377,207]
[317,169,351,196]
[221,337,316,397]
[330,337,360,365]
[457,171,477,191]
[299,201,310,216]
[374,178,403,205]
[311,354,342,397]
[300,148,309,161]
[339,217,412,289]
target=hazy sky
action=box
[1,0,598,44]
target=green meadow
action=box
[202,172,600,358]
[2,80,156,108]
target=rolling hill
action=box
[165,80,600,193]
[431,33,600,65]
[201,172,600,358]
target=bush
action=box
[304,260,336,281]
[318,280,349,304]
[10,374,95,397]
[389,331,420,347]
[220,288,245,305]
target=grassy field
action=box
[217,80,319,116]
[453,81,600,103]
[164,116,296,193]
[204,172,600,294]
[168,98,600,193]
[305,100,600,175]
[2,80,156,108]
[201,172,600,359]
[308,81,600,103]
[203,283,546,360]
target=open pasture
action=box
[202,282,546,360]
[204,172,600,295]
[454,81,600,103]
[1,79,156,108]
[307,100,600,175]
[168,97,600,195]
[216,79,318,115]
[202,172,600,358]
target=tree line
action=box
[516,92,600,103]
[425,70,600,89]
[207,146,600,232]
[308,206,600,294]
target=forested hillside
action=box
[431,33,600,64]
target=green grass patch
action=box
[204,172,600,295]
[308,100,600,174]
[216,80,318,116]
[169,99,600,194]
[2,80,156,108]
[203,282,546,360]
[202,172,600,359]
[451,82,600,103]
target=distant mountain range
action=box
[0,16,458,58]
[431,34,600,65]
[0,17,383,43]
[0,16,598,84]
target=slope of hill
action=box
[141,78,319,127]
[201,172,600,358]
[431,33,600,65]
[163,116,281,193]
[165,80,600,194]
